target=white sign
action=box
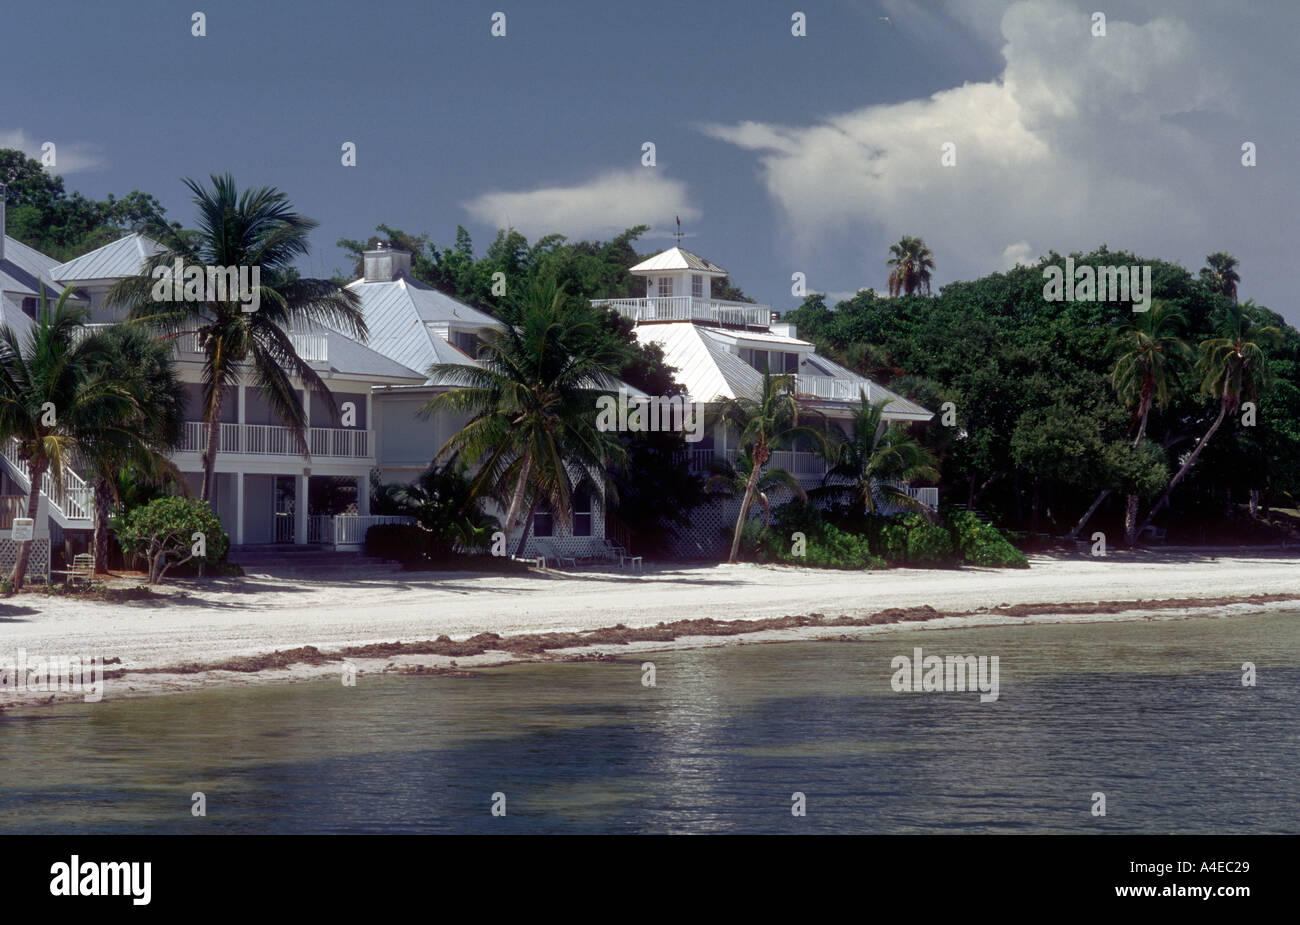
[11,518,34,541]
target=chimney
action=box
[362,240,411,282]
[770,320,797,339]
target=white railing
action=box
[177,329,328,362]
[180,421,373,459]
[796,375,873,402]
[308,514,334,544]
[2,439,92,523]
[333,514,415,548]
[592,296,773,329]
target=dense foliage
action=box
[115,496,229,583]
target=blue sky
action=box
[4,0,1296,322]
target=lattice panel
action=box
[0,539,51,580]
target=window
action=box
[532,502,554,537]
[692,274,704,298]
[21,298,37,319]
[657,276,673,297]
[572,488,592,537]
[784,352,800,373]
[451,329,481,358]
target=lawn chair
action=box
[69,553,95,585]
[533,538,577,569]
[1139,525,1167,544]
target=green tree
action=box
[886,235,935,297]
[420,279,628,555]
[1199,252,1240,303]
[711,371,827,563]
[820,393,938,515]
[1140,301,1281,534]
[80,325,187,573]
[108,174,366,502]
[116,495,228,583]
[0,287,136,588]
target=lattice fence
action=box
[0,538,51,580]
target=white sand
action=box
[2,550,1297,706]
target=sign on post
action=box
[11,518,34,542]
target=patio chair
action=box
[69,553,95,585]
[533,538,577,569]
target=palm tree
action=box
[711,370,827,563]
[1199,252,1240,303]
[1138,300,1280,536]
[107,174,366,502]
[0,287,136,588]
[1109,301,1190,543]
[79,325,187,573]
[421,279,627,555]
[821,393,938,515]
[704,447,807,529]
[886,236,935,297]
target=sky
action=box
[3,0,1296,322]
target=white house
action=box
[592,246,937,556]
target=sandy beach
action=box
[2,549,1297,707]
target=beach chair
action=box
[533,538,577,569]
[69,553,95,585]
[1139,525,1167,544]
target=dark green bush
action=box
[944,509,1030,568]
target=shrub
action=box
[733,501,886,569]
[905,519,955,566]
[365,523,433,562]
[116,497,229,583]
[944,509,1029,568]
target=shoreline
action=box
[2,551,1298,709]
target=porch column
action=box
[357,474,370,516]
[295,469,308,545]
[235,472,245,545]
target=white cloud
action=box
[699,0,1249,288]
[1001,240,1034,268]
[0,130,105,174]
[463,168,701,240]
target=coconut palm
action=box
[1199,252,1240,303]
[0,287,137,588]
[79,324,187,573]
[1139,300,1280,535]
[420,278,627,555]
[886,235,935,297]
[106,174,365,502]
[711,370,827,563]
[821,393,938,515]
[704,447,807,529]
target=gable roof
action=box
[0,236,76,298]
[51,232,164,283]
[630,247,728,276]
[345,276,500,381]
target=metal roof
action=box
[629,247,728,276]
[345,276,501,382]
[0,236,74,297]
[50,233,165,283]
[702,326,812,347]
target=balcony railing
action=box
[73,324,329,362]
[180,422,373,459]
[591,296,773,329]
[796,375,873,403]
[0,495,26,529]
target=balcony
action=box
[795,375,873,403]
[591,296,773,330]
[180,422,373,459]
[676,447,938,508]
[74,324,329,362]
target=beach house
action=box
[592,246,936,555]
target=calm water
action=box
[1,612,1297,834]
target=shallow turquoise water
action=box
[1,611,1296,833]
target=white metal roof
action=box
[50,233,164,283]
[0,236,73,297]
[702,327,812,348]
[629,247,727,276]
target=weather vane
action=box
[673,215,684,245]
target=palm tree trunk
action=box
[1065,489,1110,540]
[728,468,761,564]
[201,387,226,503]
[1123,493,1141,545]
[512,495,540,559]
[10,457,48,590]
[503,457,532,535]
[1139,378,1232,537]
[93,478,113,574]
